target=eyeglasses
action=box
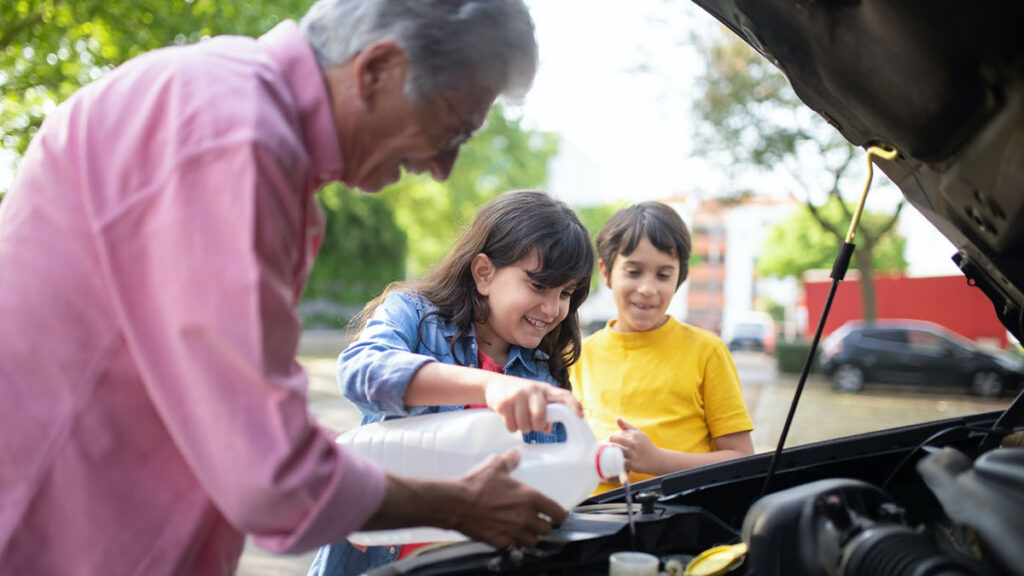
[438,93,477,154]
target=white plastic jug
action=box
[339,403,624,546]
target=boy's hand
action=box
[608,417,661,475]
[484,375,582,434]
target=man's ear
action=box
[471,253,496,296]
[598,259,612,288]
[353,39,407,107]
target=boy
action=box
[569,202,754,492]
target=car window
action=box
[859,329,906,344]
[734,323,764,337]
[906,330,946,353]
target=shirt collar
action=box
[509,345,545,377]
[258,20,344,187]
[436,315,544,375]
[439,320,544,376]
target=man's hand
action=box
[484,375,582,434]
[447,450,567,548]
[607,417,662,475]
[363,450,567,549]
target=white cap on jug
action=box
[595,442,625,480]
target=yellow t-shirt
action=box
[569,317,753,492]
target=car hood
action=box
[689,0,1024,344]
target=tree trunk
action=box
[854,240,877,323]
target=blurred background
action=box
[3,1,1020,574]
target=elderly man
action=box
[0,1,568,574]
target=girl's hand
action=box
[608,418,661,475]
[484,374,582,434]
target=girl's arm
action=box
[339,292,580,432]
[338,292,439,418]
[608,419,754,477]
[405,362,582,434]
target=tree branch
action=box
[0,12,45,51]
[804,199,844,241]
[829,144,858,221]
[860,199,906,243]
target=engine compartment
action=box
[366,409,1023,575]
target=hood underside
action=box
[691,0,1024,342]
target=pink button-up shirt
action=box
[0,21,385,575]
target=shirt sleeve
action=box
[92,140,385,554]
[702,339,755,439]
[338,292,436,418]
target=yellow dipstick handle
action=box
[845,145,899,244]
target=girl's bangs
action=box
[529,226,594,288]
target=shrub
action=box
[775,339,822,374]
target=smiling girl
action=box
[309,189,594,575]
[569,202,754,493]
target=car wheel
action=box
[832,364,864,394]
[969,370,1003,398]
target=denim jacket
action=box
[309,291,566,576]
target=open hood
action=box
[690,0,1024,342]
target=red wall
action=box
[802,274,1009,347]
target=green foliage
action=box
[775,339,821,374]
[377,103,559,278]
[759,299,786,325]
[307,185,406,305]
[307,103,559,308]
[574,202,626,291]
[2,3,560,311]
[694,37,818,168]
[693,30,907,320]
[575,203,627,244]
[0,0,311,193]
[757,198,908,280]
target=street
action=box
[235,337,1012,576]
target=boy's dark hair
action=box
[595,201,691,289]
[352,190,594,387]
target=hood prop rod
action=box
[760,145,898,497]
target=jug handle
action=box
[537,403,591,458]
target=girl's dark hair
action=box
[351,190,594,387]
[595,201,691,288]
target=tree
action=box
[306,185,407,315]
[304,103,559,321]
[574,202,627,291]
[3,3,561,315]
[377,103,559,278]
[758,198,907,281]
[0,0,310,197]
[693,31,907,321]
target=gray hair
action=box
[299,0,538,103]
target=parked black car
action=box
[819,319,1024,397]
[363,2,1024,575]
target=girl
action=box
[569,202,754,493]
[309,189,595,575]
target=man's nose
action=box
[429,148,459,181]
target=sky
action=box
[519,0,714,206]
[518,0,960,277]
